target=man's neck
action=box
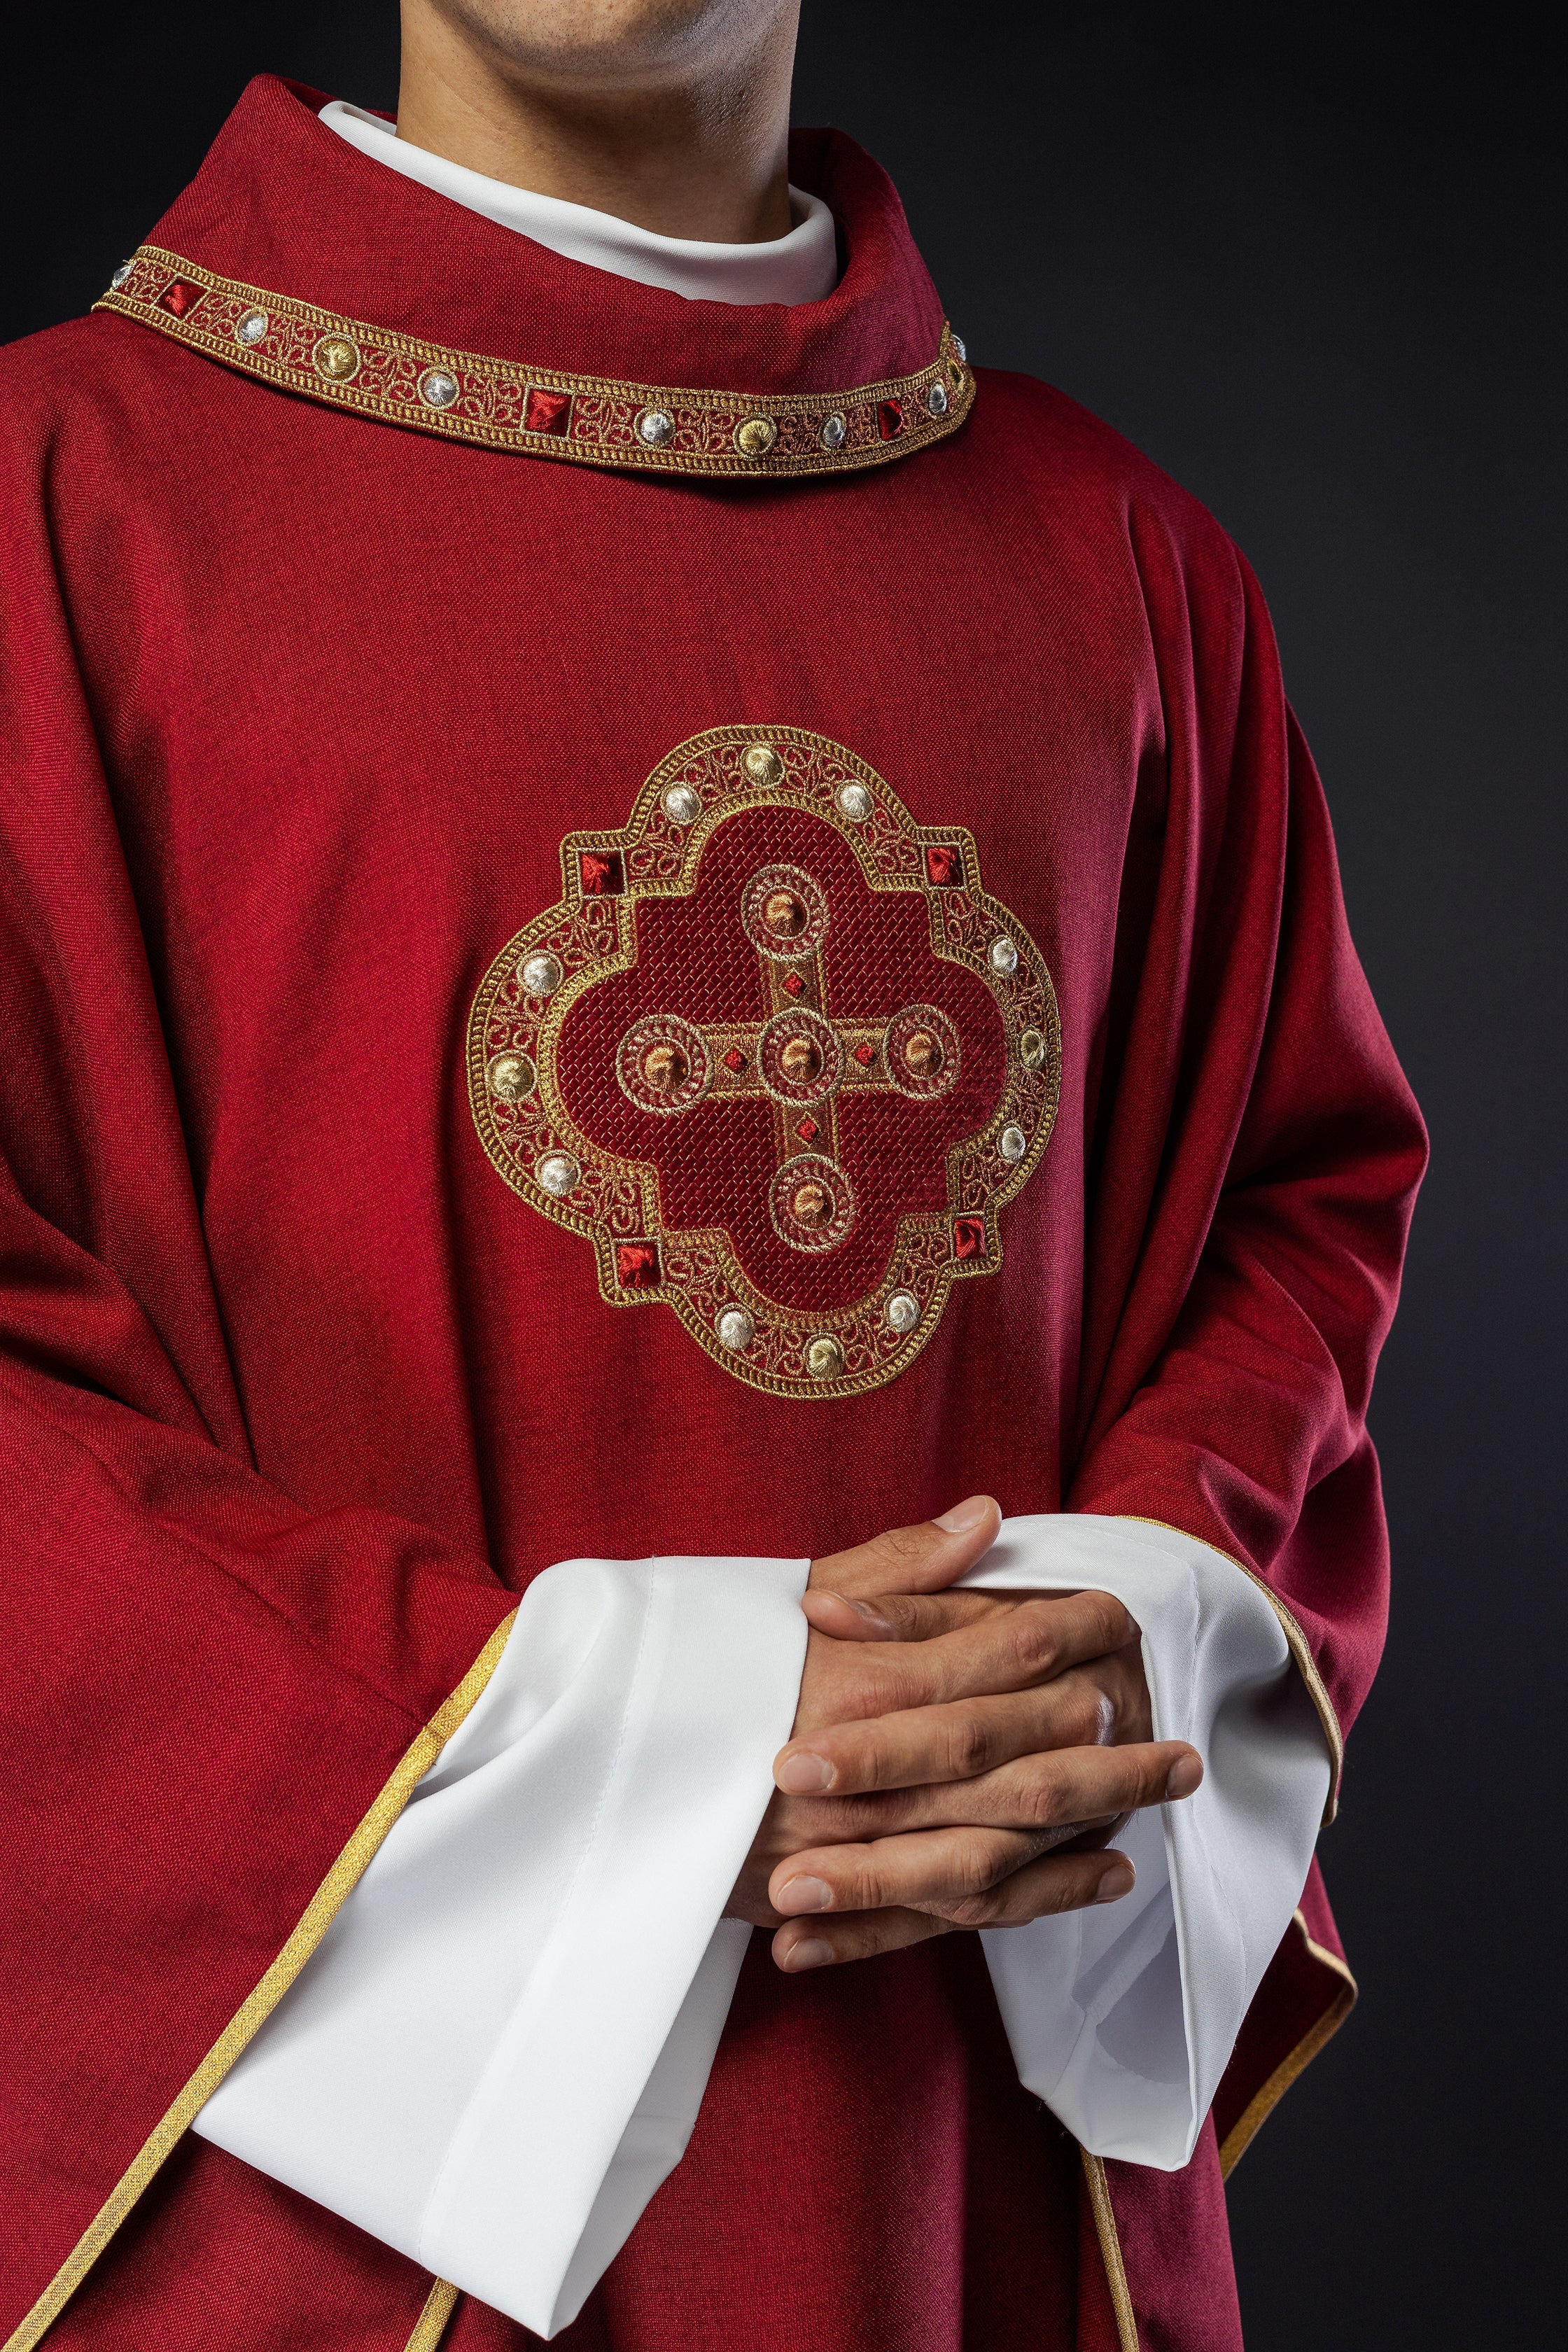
[394,1,798,244]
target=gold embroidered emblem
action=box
[467,727,1060,1399]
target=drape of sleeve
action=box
[0,426,516,2346]
[191,1549,811,2342]
[1068,516,1427,1786]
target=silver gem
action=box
[1019,1026,1046,1070]
[926,380,949,417]
[521,951,563,997]
[111,260,134,290]
[999,1123,1028,1163]
[820,412,847,451]
[716,1307,755,1352]
[663,783,701,825]
[951,332,967,363]
[636,407,675,447]
[536,1152,580,1198]
[988,934,1019,976]
[235,309,269,345]
[836,783,873,822]
[419,368,459,410]
[886,1289,920,1335]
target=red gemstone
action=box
[925,844,964,888]
[723,1046,746,1073]
[524,385,573,437]
[953,1214,986,1262]
[159,280,204,318]
[578,850,624,896]
[795,1116,820,1144]
[782,971,805,998]
[615,1241,661,1290]
[853,1042,876,1067]
[877,399,905,441]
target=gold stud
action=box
[743,743,783,787]
[486,1051,537,1102]
[313,334,361,383]
[734,414,778,458]
[1019,1026,1046,1070]
[806,1333,845,1381]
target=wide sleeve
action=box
[988,514,1426,2165]
[192,1548,811,2341]
[1069,522,1427,1791]
[0,444,521,2346]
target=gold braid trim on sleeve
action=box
[93,246,976,479]
[1217,1909,1359,2180]
[1081,2152,1142,2352]
[1,1616,517,2352]
[403,2278,461,2352]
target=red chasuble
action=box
[0,76,1424,2352]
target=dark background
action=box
[8,1,1562,2342]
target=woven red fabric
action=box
[0,74,1424,2351]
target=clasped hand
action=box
[725,1496,1203,1972]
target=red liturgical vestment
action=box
[0,76,1424,2352]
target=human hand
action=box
[723,1497,1201,1970]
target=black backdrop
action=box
[8,4,1562,2343]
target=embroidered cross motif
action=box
[468,727,1060,1399]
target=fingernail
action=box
[776,1875,833,1914]
[935,1494,990,1534]
[1096,1862,1135,1903]
[781,1937,834,1971]
[846,1597,893,1631]
[776,1750,834,1794]
[1166,1754,1203,1800]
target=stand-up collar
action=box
[94,76,973,484]
[318,99,840,309]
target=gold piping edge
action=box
[93,246,975,480]
[1,1616,517,2352]
[1080,2150,1140,2352]
[1117,1516,1345,1823]
[1217,1907,1358,2181]
[403,2278,461,2352]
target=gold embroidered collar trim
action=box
[94,246,975,479]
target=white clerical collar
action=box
[320,100,839,307]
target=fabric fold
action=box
[961,1515,1334,2168]
[194,1552,810,2337]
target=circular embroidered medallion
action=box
[467,724,1061,1400]
[741,862,830,960]
[769,1153,857,1254]
[617,1014,713,1114]
[758,1007,844,1107]
[883,1003,961,1101]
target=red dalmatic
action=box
[0,74,1422,2352]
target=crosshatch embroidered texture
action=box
[467,728,1060,1399]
